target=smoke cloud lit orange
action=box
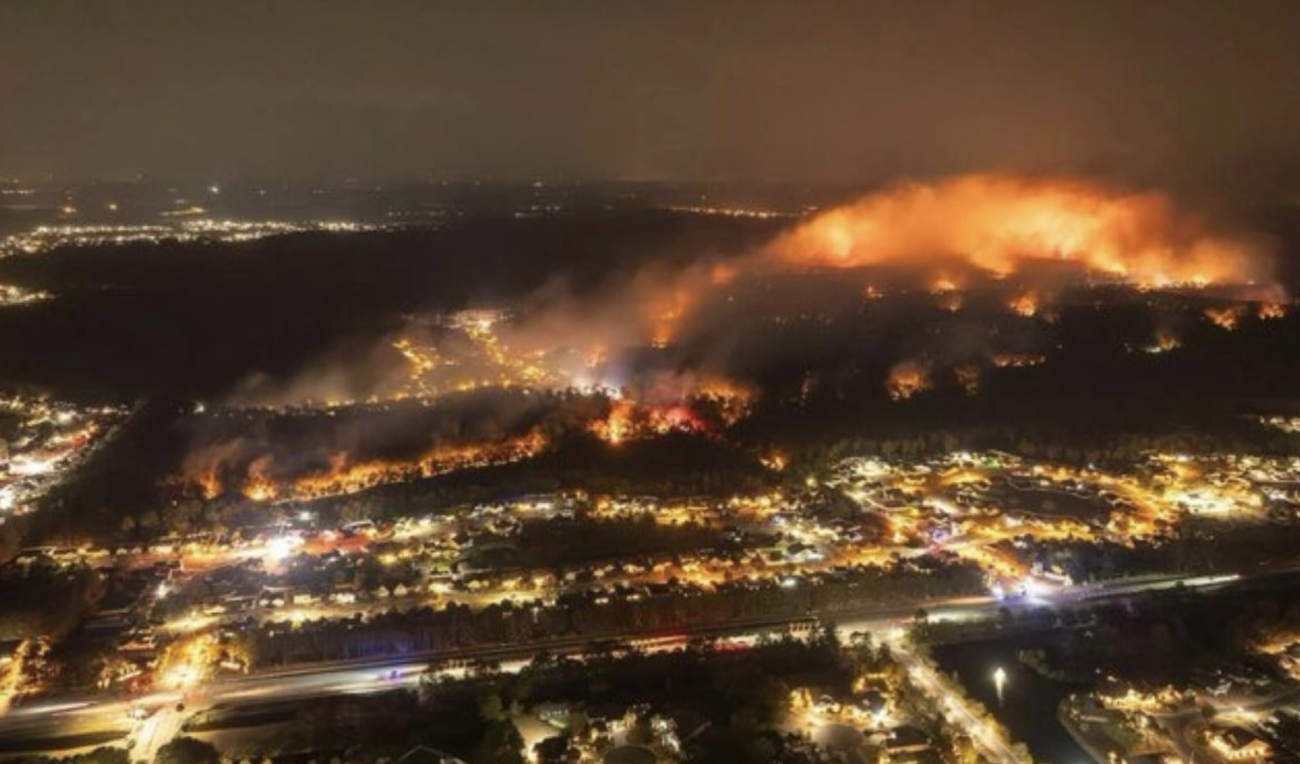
[765,174,1276,292]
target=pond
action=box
[932,636,1094,764]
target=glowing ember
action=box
[954,364,982,395]
[991,352,1046,368]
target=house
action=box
[395,745,468,764]
[884,726,933,764]
[862,690,889,718]
[533,736,575,764]
[1209,728,1272,761]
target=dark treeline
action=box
[757,392,1300,475]
[0,563,103,641]
[0,212,780,402]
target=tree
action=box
[77,747,130,764]
[472,720,524,764]
[478,688,507,723]
[154,736,220,764]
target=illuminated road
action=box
[1147,683,1300,763]
[0,564,1292,758]
[889,639,1029,764]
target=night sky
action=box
[1,1,1299,190]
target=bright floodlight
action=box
[265,535,303,562]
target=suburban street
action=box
[0,564,1287,760]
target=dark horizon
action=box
[3,1,1300,196]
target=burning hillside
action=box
[173,381,755,502]
[765,174,1277,294]
[174,391,595,502]
[171,173,1293,501]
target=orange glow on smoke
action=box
[767,174,1274,291]
[937,292,963,312]
[649,288,693,348]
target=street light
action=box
[993,666,1007,704]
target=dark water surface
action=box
[932,636,1093,764]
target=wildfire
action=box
[183,429,551,503]
[930,276,960,294]
[591,399,635,445]
[886,361,932,401]
[760,451,788,471]
[937,292,964,312]
[194,471,222,501]
[767,174,1276,292]
[1007,292,1039,317]
[1146,330,1180,354]
[285,430,549,501]
[649,288,693,348]
[242,456,278,502]
[1257,302,1288,320]
[588,399,710,446]
[1204,305,1246,331]
[244,482,279,502]
[954,364,982,395]
[991,352,1046,368]
[693,376,756,426]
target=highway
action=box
[0,564,1292,760]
